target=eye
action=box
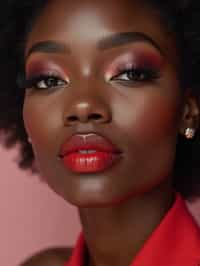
[111,67,160,83]
[23,75,68,90]
[36,76,66,89]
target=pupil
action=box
[47,77,57,86]
[127,69,145,80]
[128,70,138,79]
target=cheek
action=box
[23,95,62,154]
[134,97,179,141]
[110,89,181,198]
[113,88,181,143]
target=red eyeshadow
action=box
[106,50,164,78]
[26,60,68,79]
[135,51,163,68]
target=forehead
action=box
[25,0,177,61]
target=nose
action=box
[64,98,112,126]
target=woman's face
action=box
[23,0,184,207]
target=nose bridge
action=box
[64,77,111,125]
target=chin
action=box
[59,186,138,208]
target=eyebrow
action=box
[98,32,164,55]
[26,41,69,59]
[26,31,164,59]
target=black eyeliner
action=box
[17,74,65,90]
[111,67,161,81]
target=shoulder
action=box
[20,247,73,266]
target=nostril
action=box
[67,116,78,122]
[88,113,102,120]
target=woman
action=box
[1,0,200,265]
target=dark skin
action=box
[22,0,199,265]
[20,247,72,266]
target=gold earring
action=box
[185,128,195,139]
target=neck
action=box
[78,182,175,266]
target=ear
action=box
[179,91,199,137]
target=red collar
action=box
[65,194,200,266]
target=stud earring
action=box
[28,137,32,144]
[185,128,195,139]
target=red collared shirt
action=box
[64,193,200,266]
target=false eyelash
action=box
[111,67,161,81]
[23,75,50,89]
[17,74,65,90]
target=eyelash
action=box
[111,67,161,83]
[20,66,160,91]
[22,74,68,90]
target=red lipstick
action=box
[59,133,122,173]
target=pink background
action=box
[0,145,200,266]
[0,146,81,266]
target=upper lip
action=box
[59,133,122,157]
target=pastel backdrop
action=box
[0,145,200,266]
[0,146,81,266]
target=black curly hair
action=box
[0,0,199,199]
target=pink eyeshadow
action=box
[106,50,164,79]
[25,60,68,79]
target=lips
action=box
[59,133,122,173]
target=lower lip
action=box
[61,151,122,173]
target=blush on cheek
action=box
[23,102,47,148]
[23,98,63,166]
[133,96,179,143]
